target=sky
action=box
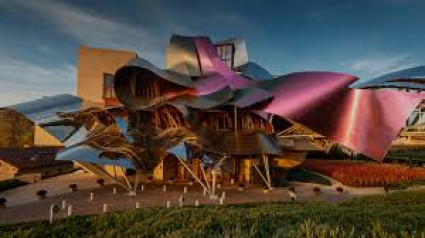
[0,0,425,106]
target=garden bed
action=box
[301,159,425,187]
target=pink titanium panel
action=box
[193,37,251,93]
[261,72,424,160]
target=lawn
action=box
[1,191,424,237]
[301,159,425,187]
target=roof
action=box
[0,147,71,170]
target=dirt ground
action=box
[0,171,390,225]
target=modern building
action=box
[1,35,424,196]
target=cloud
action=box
[7,0,166,65]
[0,55,75,106]
[346,54,419,78]
[0,0,260,106]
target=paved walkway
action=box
[0,171,103,207]
[0,171,413,225]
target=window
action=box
[103,73,116,99]
[215,43,235,69]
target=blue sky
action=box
[1,0,425,106]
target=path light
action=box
[195,200,199,207]
[136,202,140,209]
[141,184,144,192]
[67,205,73,216]
[183,186,187,194]
[113,187,117,195]
[238,184,244,192]
[221,191,226,199]
[166,201,171,208]
[103,204,108,213]
[178,195,184,208]
[49,204,60,224]
[230,178,235,185]
[90,192,94,201]
[163,185,167,192]
[219,197,225,205]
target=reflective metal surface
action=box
[10,94,84,124]
[353,66,425,89]
[193,37,252,91]
[236,62,273,80]
[57,145,135,169]
[260,72,424,159]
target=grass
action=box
[1,191,425,237]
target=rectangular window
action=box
[103,73,116,99]
[215,43,235,69]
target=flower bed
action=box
[301,159,425,187]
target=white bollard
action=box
[103,204,108,213]
[61,200,67,210]
[113,187,117,195]
[141,184,144,192]
[67,205,73,216]
[219,197,224,205]
[183,186,187,194]
[221,191,226,199]
[203,187,207,196]
[178,195,184,208]
[90,192,94,201]
[163,185,167,192]
[195,200,199,207]
[166,201,171,208]
[49,204,55,224]
[136,202,140,209]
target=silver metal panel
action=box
[10,94,83,124]
[182,87,234,109]
[57,145,135,169]
[352,66,425,89]
[43,125,78,142]
[215,37,249,68]
[236,62,273,80]
[115,57,194,88]
[63,126,88,147]
[166,35,202,77]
